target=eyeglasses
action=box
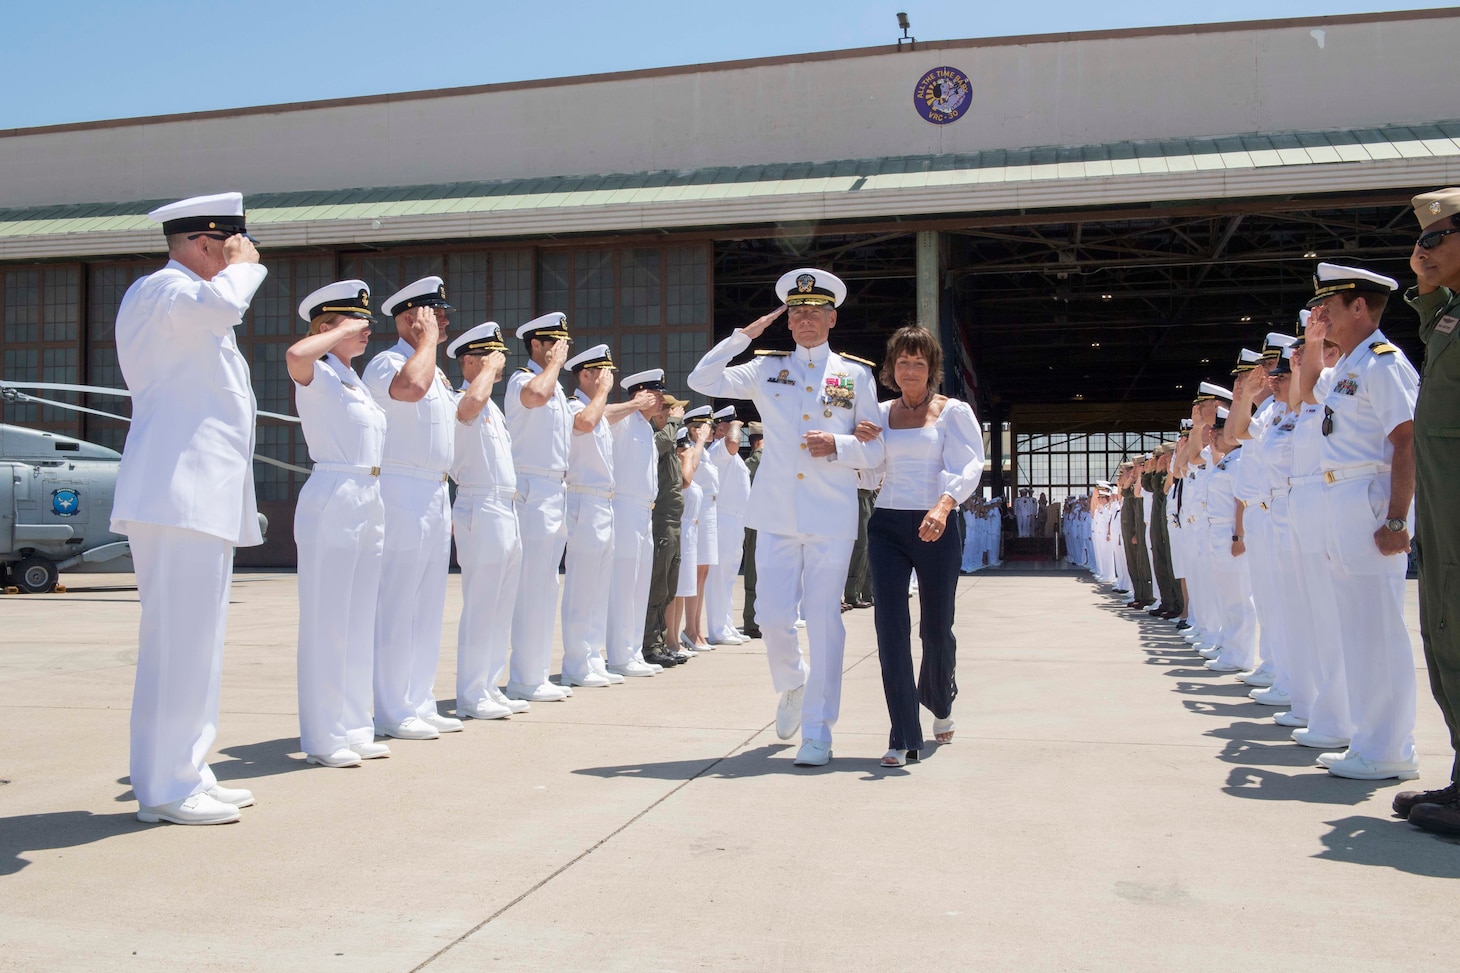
[187,232,232,242]
[1417,227,1460,250]
[1321,405,1334,437]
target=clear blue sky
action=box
[2,1,1450,129]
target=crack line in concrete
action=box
[411,640,883,972]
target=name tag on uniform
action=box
[1436,315,1458,335]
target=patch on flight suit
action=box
[1333,373,1359,396]
[1368,341,1399,356]
[1436,315,1458,335]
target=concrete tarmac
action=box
[0,569,1456,971]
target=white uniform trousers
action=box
[1208,532,1257,671]
[561,490,615,681]
[707,511,746,641]
[1190,527,1219,640]
[1113,527,1130,591]
[373,475,451,727]
[296,472,384,757]
[1243,504,1289,692]
[605,499,654,667]
[454,491,522,707]
[755,531,856,744]
[127,523,234,808]
[1289,482,1354,739]
[509,472,569,687]
[1322,476,1416,763]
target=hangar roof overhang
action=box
[1,121,1458,260]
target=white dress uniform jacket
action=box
[561,390,617,681]
[606,409,659,667]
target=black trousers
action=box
[869,508,961,751]
[644,520,681,652]
[742,527,758,631]
[843,489,874,604]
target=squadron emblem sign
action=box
[914,66,971,125]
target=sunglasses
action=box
[1417,227,1460,250]
[1322,405,1334,437]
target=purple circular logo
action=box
[914,66,971,125]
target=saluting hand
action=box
[740,305,788,340]
[482,350,506,381]
[224,234,259,265]
[629,389,659,411]
[546,338,570,369]
[407,307,438,348]
[690,422,712,445]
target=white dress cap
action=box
[1298,309,1312,331]
[712,405,736,421]
[298,279,372,323]
[620,368,666,392]
[566,343,614,370]
[775,268,847,308]
[516,312,570,341]
[1217,406,1231,420]
[683,405,712,422]
[447,321,507,359]
[147,192,247,236]
[383,276,453,317]
[1198,381,1233,400]
[1308,262,1399,308]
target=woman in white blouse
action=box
[287,280,390,768]
[856,326,986,767]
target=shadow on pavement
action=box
[1221,765,1385,805]
[573,742,916,782]
[1315,815,1460,875]
[0,810,142,877]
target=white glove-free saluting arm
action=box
[162,262,269,336]
[687,330,760,400]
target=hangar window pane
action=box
[538,251,570,315]
[491,250,534,331]
[666,328,707,398]
[618,332,661,380]
[43,267,79,343]
[575,249,615,329]
[448,252,490,332]
[2,347,39,425]
[666,245,708,325]
[4,270,39,344]
[620,248,661,327]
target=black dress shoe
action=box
[741,627,763,639]
[1393,782,1459,819]
[853,600,873,609]
[1409,799,1460,835]
[644,650,679,668]
[1175,621,1192,631]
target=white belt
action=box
[613,494,656,511]
[311,462,380,477]
[379,463,448,483]
[567,484,614,500]
[518,467,567,481]
[457,485,518,501]
[1289,463,1389,487]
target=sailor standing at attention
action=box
[114,192,266,825]
[504,313,574,703]
[688,268,884,767]
[362,277,463,741]
[447,321,527,721]
[288,280,389,768]
[706,405,751,645]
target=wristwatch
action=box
[1231,534,1243,542]
[1384,518,1407,532]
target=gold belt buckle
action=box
[1260,501,1269,510]
[441,473,449,483]
[370,466,381,477]
[1324,470,1336,485]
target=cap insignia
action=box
[360,291,369,306]
[796,273,815,294]
[1430,201,1443,215]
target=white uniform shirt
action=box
[610,409,658,505]
[566,390,614,490]
[873,398,985,510]
[361,339,454,474]
[295,355,386,467]
[1264,405,1299,490]
[691,443,720,503]
[1318,330,1419,471]
[504,361,571,476]
[450,394,517,495]
[1233,396,1279,503]
[1207,447,1241,529]
[688,331,884,540]
[709,438,752,517]
[111,259,268,546]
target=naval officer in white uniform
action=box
[113,192,266,825]
[688,268,884,766]
[447,322,527,721]
[604,369,669,677]
[288,280,390,768]
[504,312,574,702]
[706,405,751,645]
[362,277,463,740]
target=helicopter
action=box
[0,381,297,592]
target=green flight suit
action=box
[1405,285,1460,781]
[1120,486,1154,603]
[741,444,762,632]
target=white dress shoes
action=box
[1249,686,1291,706]
[1204,659,1243,673]
[1272,711,1308,728]
[563,671,614,688]
[1197,646,1223,660]
[606,660,657,678]
[504,681,569,703]
[376,717,440,740]
[204,783,255,808]
[306,748,363,768]
[776,685,805,741]
[459,697,514,720]
[591,661,626,684]
[1241,665,1276,688]
[421,712,464,733]
[488,687,531,713]
[1323,752,1420,781]
[351,741,392,759]
[138,792,240,825]
[1292,728,1350,749]
[793,739,832,766]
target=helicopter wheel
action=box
[13,555,59,593]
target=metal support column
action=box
[916,230,940,340]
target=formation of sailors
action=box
[959,498,1004,572]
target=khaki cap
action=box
[1412,188,1460,229]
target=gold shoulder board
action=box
[754,349,790,357]
[839,352,876,369]
[516,366,532,373]
[1369,342,1398,356]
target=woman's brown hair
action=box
[878,325,944,392]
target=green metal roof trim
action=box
[3,121,1459,243]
